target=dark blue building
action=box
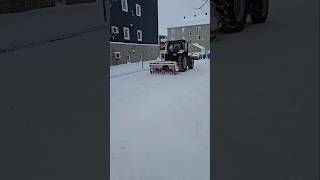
[110,0,159,65]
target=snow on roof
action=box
[167,15,210,29]
[192,43,206,50]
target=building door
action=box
[127,55,131,63]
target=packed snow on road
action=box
[110,59,210,180]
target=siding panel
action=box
[110,0,158,44]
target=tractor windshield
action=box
[160,42,167,50]
[167,42,182,52]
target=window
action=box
[114,52,121,59]
[198,35,201,40]
[121,0,128,12]
[171,28,175,34]
[196,26,202,32]
[189,31,193,36]
[136,4,141,16]
[111,26,119,34]
[167,43,182,52]
[137,30,142,41]
[181,27,185,33]
[123,27,130,40]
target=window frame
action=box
[111,26,119,34]
[196,25,202,32]
[123,27,130,40]
[121,0,128,12]
[137,30,143,41]
[114,52,122,59]
[181,27,185,33]
[136,4,141,17]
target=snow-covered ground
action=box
[110,59,210,180]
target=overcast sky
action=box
[158,0,210,35]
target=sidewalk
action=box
[110,59,160,78]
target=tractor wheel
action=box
[250,0,269,23]
[215,0,248,33]
[178,55,188,72]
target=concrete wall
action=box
[168,24,210,53]
[110,42,160,65]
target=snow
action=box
[110,59,160,78]
[110,59,210,180]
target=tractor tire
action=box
[214,0,248,33]
[178,55,188,72]
[250,0,269,23]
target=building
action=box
[167,14,210,55]
[0,0,95,14]
[110,0,159,65]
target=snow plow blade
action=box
[149,61,178,74]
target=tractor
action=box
[150,40,194,74]
[211,0,269,38]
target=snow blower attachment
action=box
[149,61,179,74]
[149,40,194,74]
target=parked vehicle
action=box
[192,52,201,60]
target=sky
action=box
[158,0,210,35]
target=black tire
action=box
[177,55,187,72]
[214,0,248,33]
[250,0,269,23]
